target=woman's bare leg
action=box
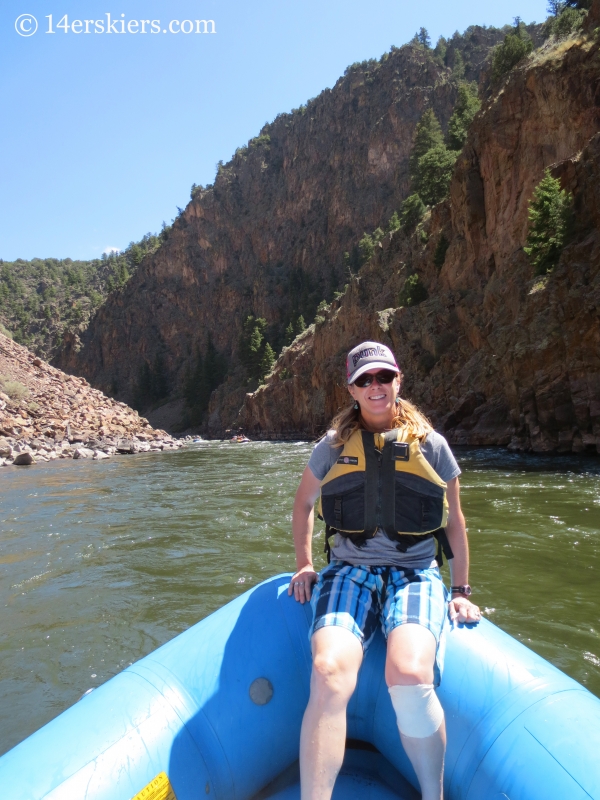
[386,623,445,800]
[300,626,363,800]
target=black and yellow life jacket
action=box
[318,428,453,564]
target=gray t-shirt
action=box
[307,430,461,568]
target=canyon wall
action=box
[241,30,600,453]
[55,30,505,402]
[54,20,600,453]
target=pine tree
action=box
[358,233,375,265]
[398,274,428,307]
[247,326,265,380]
[491,23,533,83]
[418,28,431,48]
[451,51,465,80]
[399,194,426,232]
[387,211,401,233]
[240,315,274,382]
[259,342,276,380]
[409,110,444,180]
[284,321,295,346]
[414,146,458,206]
[434,36,447,65]
[547,5,586,36]
[524,170,573,275]
[547,0,566,13]
[446,83,481,150]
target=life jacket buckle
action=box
[392,442,410,462]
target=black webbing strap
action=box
[334,497,342,526]
[324,525,335,563]
[433,528,454,567]
[394,533,430,552]
[361,431,379,535]
[381,430,398,537]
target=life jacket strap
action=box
[433,528,454,567]
[324,526,372,562]
[324,525,335,564]
[362,430,379,535]
[334,497,342,526]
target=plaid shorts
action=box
[310,561,449,685]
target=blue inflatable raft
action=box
[1,573,599,799]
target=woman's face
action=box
[348,369,401,429]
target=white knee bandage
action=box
[388,684,444,738]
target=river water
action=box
[1,442,599,756]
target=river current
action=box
[1,441,599,756]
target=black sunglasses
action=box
[352,369,397,388]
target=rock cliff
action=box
[53,20,600,454]
[241,28,600,453]
[54,29,507,407]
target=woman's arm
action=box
[445,477,481,624]
[287,465,322,604]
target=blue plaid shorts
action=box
[310,561,449,684]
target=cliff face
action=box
[241,31,600,454]
[54,31,505,406]
[53,20,600,454]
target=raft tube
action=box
[1,574,599,800]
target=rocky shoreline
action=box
[0,434,185,468]
[0,333,185,467]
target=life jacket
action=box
[318,428,453,565]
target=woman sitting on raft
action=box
[289,341,480,800]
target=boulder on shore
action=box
[0,334,185,468]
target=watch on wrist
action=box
[451,584,472,597]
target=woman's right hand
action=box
[288,565,318,604]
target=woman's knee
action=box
[385,624,436,686]
[311,650,359,698]
[310,627,363,701]
[385,654,434,685]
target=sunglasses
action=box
[352,369,397,388]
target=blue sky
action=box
[0,0,549,261]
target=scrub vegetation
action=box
[0,229,168,358]
[0,374,29,400]
[491,20,534,83]
[398,274,428,307]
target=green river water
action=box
[0,441,599,757]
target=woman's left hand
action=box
[288,565,318,604]
[449,596,481,624]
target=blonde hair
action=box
[329,373,433,445]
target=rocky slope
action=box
[0,333,181,466]
[241,23,600,453]
[54,28,509,408]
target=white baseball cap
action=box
[346,341,399,384]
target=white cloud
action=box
[103,246,120,255]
